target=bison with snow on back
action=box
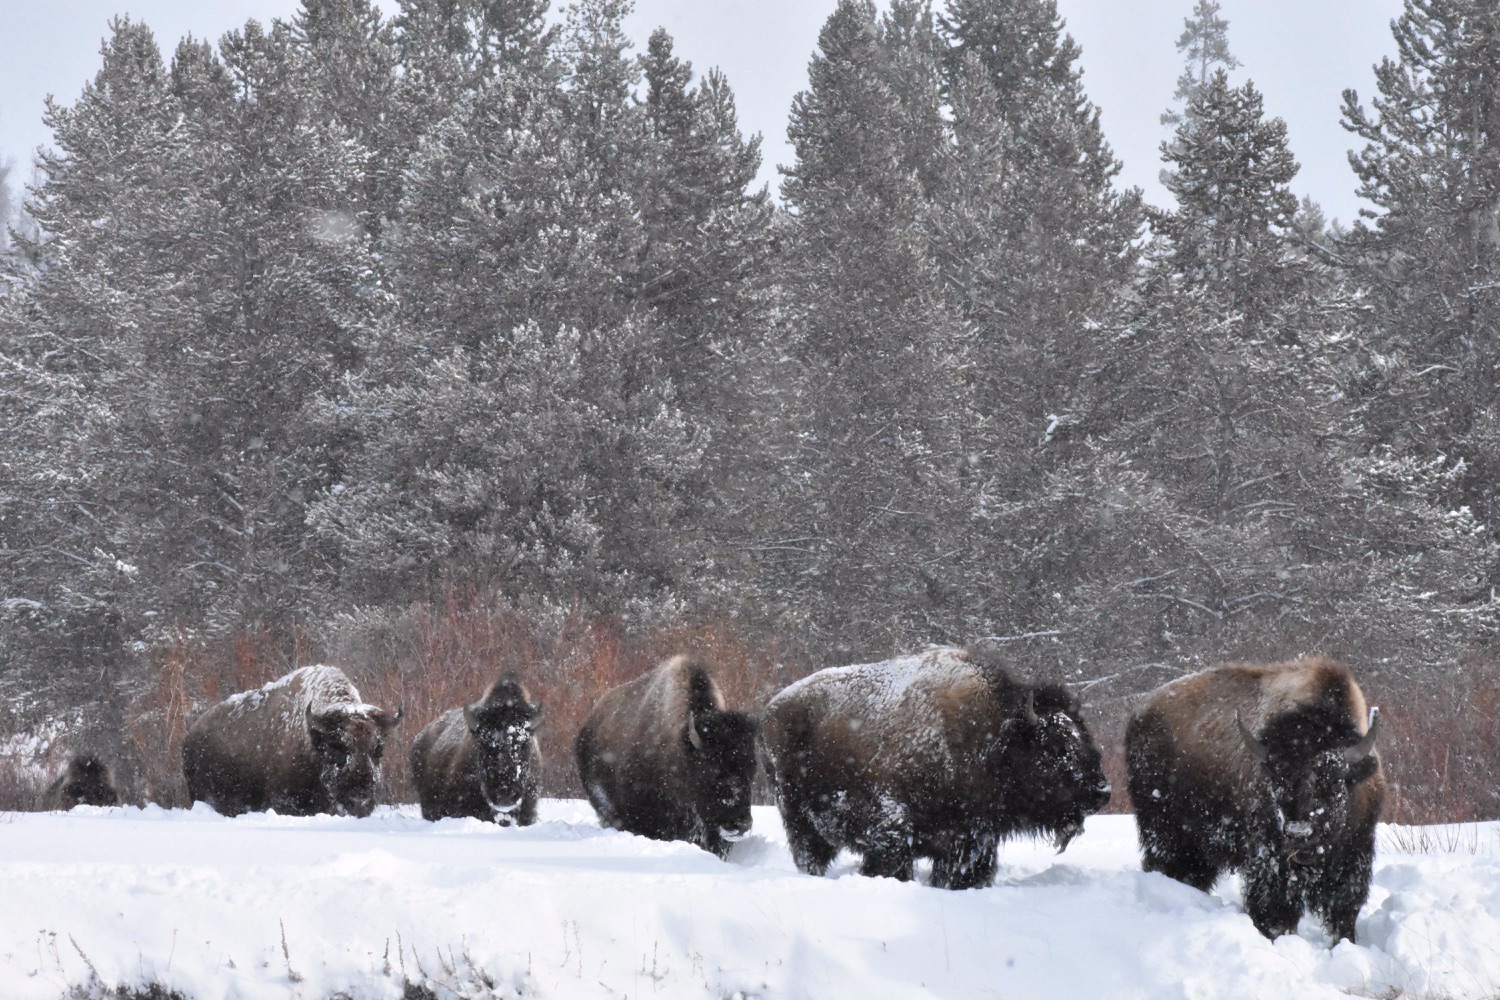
[760,647,1112,889]
[410,673,542,825]
[1125,658,1384,942]
[574,655,757,858]
[42,754,122,810]
[182,665,402,818]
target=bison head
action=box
[306,703,402,817]
[997,685,1112,851]
[62,756,120,807]
[463,677,541,815]
[684,707,757,843]
[1239,707,1380,865]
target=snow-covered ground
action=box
[1,802,1497,1000]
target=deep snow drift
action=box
[1,801,1497,999]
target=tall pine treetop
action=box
[1162,0,1240,127]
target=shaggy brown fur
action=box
[42,754,122,810]
[575,655,756,858]
[1126,658,1385,942]
[760,647,1112,889]
[410,673,542,825]
[182,665,401,818]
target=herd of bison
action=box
[39,648,1385,945]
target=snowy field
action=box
[1,802,1498,1000]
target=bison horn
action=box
[687,713,704,751]
[1236,712,1270,764]
[379,704,404,731]
[1022,689,1040,726]
[1342,706,1380,764]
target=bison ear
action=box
[1236,712,1270,764]
[526,702,543,730]
[375,705,404,732]
[686,713,704,751]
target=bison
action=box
[182,665,401,818]
[1125,657,1384,942]
[575,655,756,858]
[409,673,542,825]
[42,754,122,810]
[760,647,1112,889]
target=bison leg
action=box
[1243,854,1303,940]
[781,802,839,877]
[1136,809,1220,893]
[514,792,539,828]
[858,800,915,881]
[1142,836,1220,893]
[1310,839,1375,943]
[929,830,1000,890]
[859,840,914,882]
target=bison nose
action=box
[719,824,751,842]
[1091,782,1112,808]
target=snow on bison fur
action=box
[182,665,402,818]
[760,647,1112,889]
[42,754,122,810]
[409,673,542,825]
[574,655,756,858]
[1125,657,1384,942]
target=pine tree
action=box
[0,18,180,719]
[1154,69,1300,314]
[936,0,1141,415]
[1161,0,1239,128]
[0,158,14,255]
[767,0,983,651]
[632,29,770,355]
[1341,0,1500,525]
[292,0,401,229]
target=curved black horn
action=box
[1023,689,1040,726]
[1342,706,1380,764]
[1236,712,1269,764]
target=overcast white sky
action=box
[0,1,1404,224]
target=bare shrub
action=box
[1372,657,1500,825]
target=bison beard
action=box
[760,648,1112,890]
[1125,658,1384,943]
[574,657,757,859]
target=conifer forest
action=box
[2,0,1499,820]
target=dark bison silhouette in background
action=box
[760,646,1112,889]
[1126,657,1384,942]
[43,754,122,810]
[410,672,542,825]
[575,655,757,858]
[182,665,402,818]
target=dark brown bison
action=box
[409,673,542,825]
[182,665,402,818]
[1125,657,1384,942]
[760,647,1112,889]
[575,655,756,858]
[42,754,122,810]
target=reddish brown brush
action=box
[1371,659,1500,825]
